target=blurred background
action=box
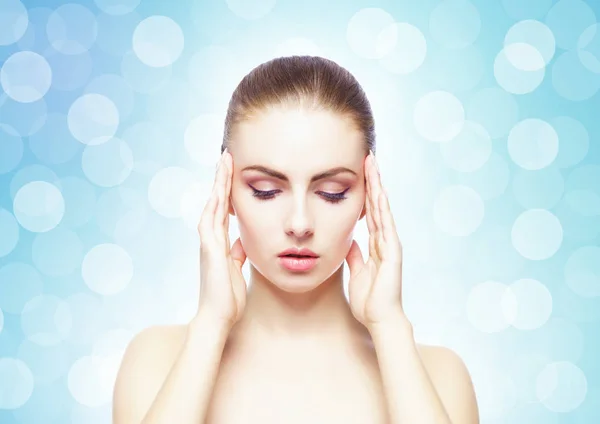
[1,0,599,422]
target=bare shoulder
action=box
[112,324,188,424]
[416,343,480,424]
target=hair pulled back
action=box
[221,55,376,155]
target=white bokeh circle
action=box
[413,91,465,142]
[378,22,427,75]
[347,8,397,60]
[507,118,559,170]
[577,23,600,74]
[21,294,72,346]
[81,137,134,187]
[94,0,140,15]
[132,15,184,67]
[81,243,134,295]
[440,121,491,172]
[536,361,587,412]
[1,51,52,103]
[466,280,517,333]
[507,278,553,330]
[564,245,600,298]
[495,43,545,94]
[0,0,29,46]
[511,209,563,260]
[46,3,98,55]
[505,20,555,70]
[148,166,197,219]
[13,181,65,233]
[68,93,120,145]
[429,0,481,49]
[0,358,34,409]
[225,0,276,20]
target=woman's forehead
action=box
[234,110,363,155]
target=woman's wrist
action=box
[187,309,232,346]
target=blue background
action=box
[1,0,600,422]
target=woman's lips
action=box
[278,256,319,271]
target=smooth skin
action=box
[112,139,478,423]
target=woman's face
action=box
[228,107,367,292]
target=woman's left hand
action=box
[345,151,406,332]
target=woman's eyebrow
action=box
[241,165,357,183]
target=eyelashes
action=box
[250,186,350,204]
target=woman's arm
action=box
[112,312,229,424]
[370,315,479,424]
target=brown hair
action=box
[220,55,376,156]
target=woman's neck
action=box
[229,264,370,347]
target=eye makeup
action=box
[249,186,350,204]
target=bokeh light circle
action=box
[507,278,553,330]
[46,3,98,55]
[507,118,559,170]
[466,280,516,333]
[467,86,519,139]
[495,43,545,94]
[505,20,555,69]
[82,243,134,295]
[511,209,563,260]
[577,23,600,74]
[68,93,120,145]
[545,0,596,50]
[0,358,34,409]
[552,50,600,101]
[378,22,427,75]
[226,0,276,20]
[0,51,52,103]
[0,0,28,46]
[81,137,134,187]
[94,0,140,15]
[346,8,397,60]
[536,361,587,412]
[550,116,589,168]
[429,0,481,49]
[413,90,465,142]
[13,181,65,233]
[440,120,491,172]
[21,294,72,346]
[132,15,184,67]
[565,246,600,298]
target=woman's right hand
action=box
[196,148,248,332]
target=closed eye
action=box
[249,186,350,204]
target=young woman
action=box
[112,55,479,424]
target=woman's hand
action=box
[345,151,406,331]
[196,148,248,332]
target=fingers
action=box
[213,149,230,243]
[198,150,227,245]
[369,153,383,234]
[198,180,219,244]
[223,152,232,249]
[365,152,379,263]
[364,154,376,235]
